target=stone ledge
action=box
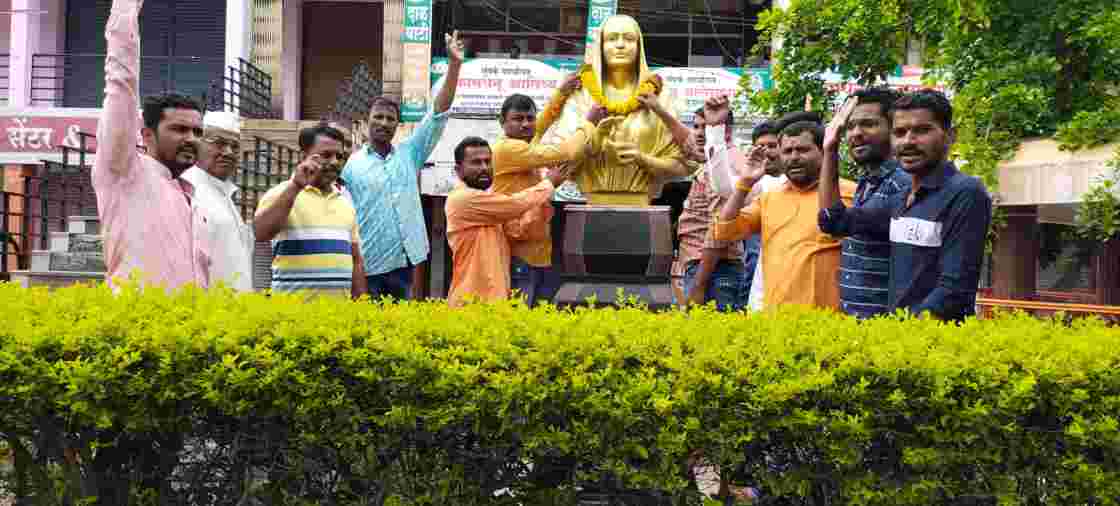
[9,270,104,289]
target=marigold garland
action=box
[579,64,662,116]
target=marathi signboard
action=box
[430,58,772,122]
[0,109,126,165]
[401,0,433,43]
[401,44,433,123]
[2,115,99,155]
[821,65,951,100]
[655,67,772,126]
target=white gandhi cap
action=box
[203,111,241,134]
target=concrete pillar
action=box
[7,0,65,107]
[991,205,1039,300]
[226,0,253,113]
[281,0,302,120]
[8,0,36,107]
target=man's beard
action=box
[164,155,195,178]
[157,137,197,177]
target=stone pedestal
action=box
[553,205,674,310]
[10,215,104,288]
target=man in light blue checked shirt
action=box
[342,30,465,300]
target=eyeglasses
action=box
[204,136,241,154]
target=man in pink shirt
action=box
[93,0,211,290]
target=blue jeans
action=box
[682,260,747,311]
[742,235,761,295]
[511,258,561,307]
[367,265,413,301]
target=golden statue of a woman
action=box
[535,14,688,206]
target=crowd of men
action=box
[94,0,991,322]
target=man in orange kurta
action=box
[446,137,574,307]
[712,117,857,311]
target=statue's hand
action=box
[586,105,609,126]
[589,116,622,154]
[635,93,662,115]
[607,140,640,166]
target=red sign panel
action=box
[0,115,103,155]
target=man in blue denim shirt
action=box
[817,87,911,319]
[819,90,991,321]
[342,31,465,300]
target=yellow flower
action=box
[579,65,662,116]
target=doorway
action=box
[301,2,384,120]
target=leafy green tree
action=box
[747,0,1120,241]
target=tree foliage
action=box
[747,0,1120,239]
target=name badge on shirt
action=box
[890,217,943,247]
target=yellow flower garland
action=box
[579,64,662,116]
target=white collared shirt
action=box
[746,173,787,311]
[182,166,255,291]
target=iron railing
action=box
[204,58,277,119]
[0,54,10,105]
[21,133,99,252]
[30,53,224,108]
[329,60,382,123]
[234,137,300,222]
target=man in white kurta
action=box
[182,111,255,291]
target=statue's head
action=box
[598,15,644,76]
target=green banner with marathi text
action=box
[585,0,617,47]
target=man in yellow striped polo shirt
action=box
[254,124,368,298]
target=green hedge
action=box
[1,281,1119,506]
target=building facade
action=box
[1,0,1115,307]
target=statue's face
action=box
[601,17,640,69]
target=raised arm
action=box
[820,97,857,213]
[718,144,767,222]
[532,73,582,142]
[94,0,143,180]
[712,195,762,242]
[254,156,319,241]
[636,93,702,162]
[455,180,556,226]
[433,30,464,114]
[494,121,597,177]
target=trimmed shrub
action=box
[1,281,1119,505]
